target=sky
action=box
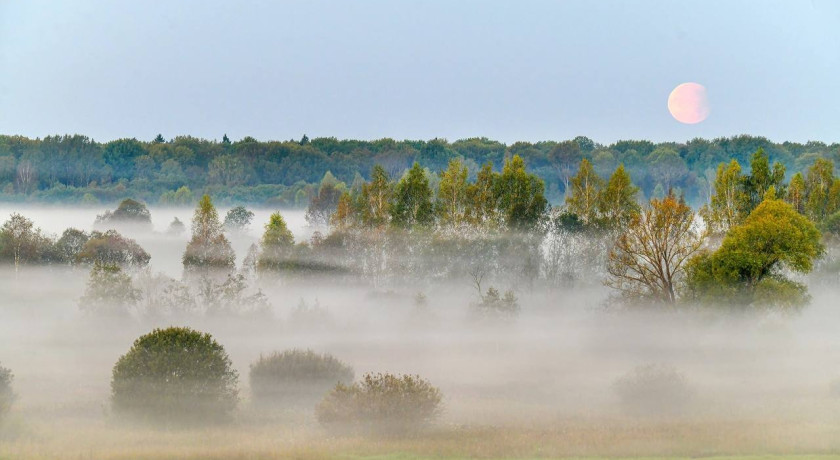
[0,0,838,145]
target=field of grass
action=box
[4,417,840,460]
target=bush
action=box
[111,327,239,424]
[472,287,520,319]
[249,349,353,407]
[0,363,13,421]
[612,364,692,416]
[316,373,442,436]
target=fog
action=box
[2,206,840,458]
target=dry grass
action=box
[4,416,840,460]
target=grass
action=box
[4,417,840,460]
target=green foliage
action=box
[613,364,692,416]
[598,164,640,228]
[360,165,392,228]
[0,213,54,268]
[685,198,823,309]
[223,206,254,232]
[494,155,547,230]
[316,373,442,436]
[565,159,603,224]
[257,212,295,271]
[473,287,520,319]
[111,327,239,424]
[54,228,90,264]
[436,158,469,229]
[0,363,13,421]
[95,198,152,227]
[391,162,435,228]
[249,349,354,406]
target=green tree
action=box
[786,172,806,214]
[744,147,786,212]
[0,363,13,421]
[360,165,392,228]
[465,162,498,226]
[391,162,435,228]
[565,159,604,225]
[685,198,823,309]
[598,164,640,228]
[700,160,747,234]
[548,140,583,197]
[183,195,235,271]
[223,206,255,233]
[493,155,547,230]
[257,212,295,271]
[111,327,239,424]
[804,158,835,221]
[436,158,469,229]
[0,213,51,272]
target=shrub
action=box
[249,349,353,406]
[316,373,442,436]
[0,363,13,421]
[613,364,692,416]
[111,327,238,424]
[472,287,520,319]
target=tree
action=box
[606,192,704,305]
[436,158,469,229]
[804,158,835,221]
[646,147,687,191]
[743,147,786,212]
[77,230,150,269]
[465,162,497,226]
[78,262,141,316]
[316,373,442,436]
[565,159,604,225]
[306,172,345,227]
[183,195,235,271]
[257,212,295,271]
[249,349,354,407]
[330,192,356,231]
[598,164,640,229]
[391,162,435,228]
[0,363,13,422]
[111,327,239,424]
[685,198,823,309]
[223,206,255,233]
[95,198,152,228]
[208,154,248,187]
[0,213,50,272]
[786,172,806,214]
[547,140,582,197]
[54,228,90,264]
[493,155,547,230]
[360,165,392,228]
[700,160,747,234]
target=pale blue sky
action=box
[1,0,838,144]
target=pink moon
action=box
[667,82,709,124]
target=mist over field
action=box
[1,203,840,459]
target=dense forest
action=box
[0,133,837,206]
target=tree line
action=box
[0,133,838,207]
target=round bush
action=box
[249,349,353,406]
[612,364,692,416]
[316,372,442,436]
[0,363,13,421]
[111,327,239,424]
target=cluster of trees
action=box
[110,327,441,435]
[1,133,838,207]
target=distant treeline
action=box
[0,133,837,206]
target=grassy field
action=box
[4,417,840,460]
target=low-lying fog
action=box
[2,206,840,456]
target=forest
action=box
[1,132,838,207]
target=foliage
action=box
[183,195,235,271]
[111,327,239,424]
[257,212,296,271]
[685,198,822,309]
[494,155,548,230]
[472,287,520,319]
[0,363,13,421]
[598,164,640,228]
[316,373,442,436]
[223,206,254,233]
[606,192,703,305]
[0,213,53,269]
[436,158,469,230]
[391,162,435,229]
[613,364,692,416]
[54,228,90,264]
[78,263,141,316]
[306,171,346,227]
[167,217,186,235]
[565,159,604,225]
[77,229,150,269]
[95,198,152,228]
[249,349,354,406]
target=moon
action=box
[668,82,709,124]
